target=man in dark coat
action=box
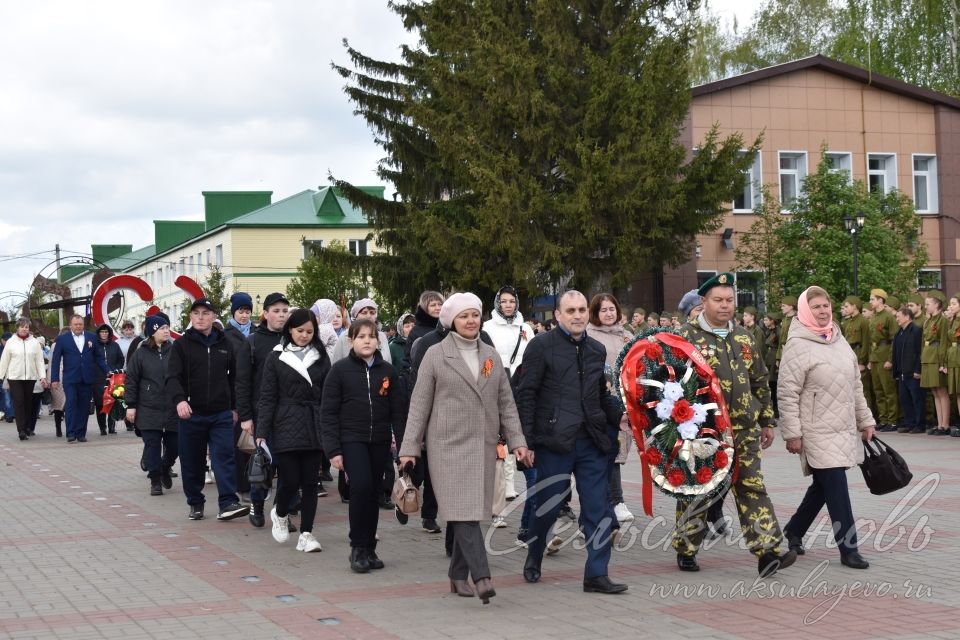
[517,290,627,595]
[892,306,925,433]
[50,314,108,443]
[166,298,248,522]
[93,323,125,435]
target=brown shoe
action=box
[449,578,474,597]
[473,578,496,604]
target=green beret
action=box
[927,290,946,303]
[743,306,758,316]
[843,295,863,310]
[697,272,735,297]
[781,295,798,308]
[886,295,901,310]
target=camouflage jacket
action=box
[680,321,775,431]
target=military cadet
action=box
[761,311,780,413]
[920,291,951,435]
[841,296,876,426]
[945,294,960,436]
[867,289,900,431]
[906,294,926,328]
[742,306,764,349]
[674,273,797,577]
[776,295,797,365]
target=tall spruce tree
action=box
[334,0,757,305]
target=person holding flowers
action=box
[674,273,797,577]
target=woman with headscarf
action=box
[310,298,343,359]
[399,293,531,604]
[777,286,875,569]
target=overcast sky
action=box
[0,0,759,307]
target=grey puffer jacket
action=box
[777,318,875,475]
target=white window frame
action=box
[215,245,223,267]
[824,151,853,184]
[912,153,938,214]
[303,239,324,259]
[778,150,808,212]
[867,153,898,195]
[918,268,942,291]
[348,239,368,257]
[733,150,763,214]
[205,249,211,267]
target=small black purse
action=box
[247,445,272,489]
[859,436,913,495]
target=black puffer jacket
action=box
[124,340,177,432]
[255,345,331,453]
[165,327,236,415]
[516,327,623,454]
[403,306,439,368]
[236,324,283,422]
[321,350,405,459]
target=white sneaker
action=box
[296,532,322,552]
[270,507,289,543]
[492,516,507,528]
[205,470,214,485]
[546,535,563,555]
[614,503,634,524]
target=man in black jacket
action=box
[517,290,627,595]
[237,292,292,526]
[166,298,248,522]
[893,306,925,434]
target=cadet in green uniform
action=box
[674,273,797,577]
[841,296,875,427]
[743,306,764,350]
[946,294,960,436]
[907,294,926,328]
[867,289,900,430]
[920,291,950,434]
[776,296,797,364]
[761,311,780,414]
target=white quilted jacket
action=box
[777,318,875,475]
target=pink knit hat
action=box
[439,292,482,329]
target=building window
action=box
[348,239,368,257]
[205,249,211,267]
[918,269,942,291]
[303,239,324,259]
[867,153,897,194]
[778,151,808,211]
[735,271,765,311]
[825,152,853,182]
[215,245,223,267]
[696,271,717,290]
[156,268,163,288]
[197,253,202,270]
[178,258,185,276]
[188,256,194,276]
[733,151,762,213]
[913,155,938,213]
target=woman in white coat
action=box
[777,286,875,569]
[0,318,47,440]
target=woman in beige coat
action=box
[400,292,531,604]
[777,286,876,570]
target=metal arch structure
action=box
[0,290,30,331]
[26,253,116,330]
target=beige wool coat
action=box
[777,318,876,475]
[399,334,526,522]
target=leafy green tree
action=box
[734,184,787,304]
[286,241,370,311]
[334,0,759,307]
[176,264,231,331]
[737,148,927,303]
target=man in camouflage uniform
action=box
[841,296,876,426]
[673,273,797,577]
[867,289,900,431]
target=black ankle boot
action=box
[350,547,370,573]
[55,418,62,438]
[150,479,163,496]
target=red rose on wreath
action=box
[671,399,695,423]
[667,467,686,487]
[715,450,729,469]
[696,466,713,484]
[671,346,686,361]
[643,448,662,466]
[646,343,663,361]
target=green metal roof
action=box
[104,245,156,270]
[224,186,379,228]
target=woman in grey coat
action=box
[399,293,532,604]
[125,316,178,496]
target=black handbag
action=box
[247,445,272,489]
[859,436,913,495]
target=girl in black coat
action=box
[321,318,405,573]
[93,323,126,435]
[256,309,331,553]
[124,316,178,496]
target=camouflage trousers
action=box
[673,424,784,558]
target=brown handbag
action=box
[392,473,422,514]
[236,430,256,455]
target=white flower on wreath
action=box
[677,421,699,440]
[656,401,674,421]
[691,403,708,424]
[663,381,684,402]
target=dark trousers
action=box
[382,457,395,496]
[93,387,115,433]
[341,442,392,547]
[30,393,42,433]
[409,448,439,520]
[8,380,35,435]
[178,411,238,510]
[448,521,490,581]
[233,421,252,494]
[142,430,178,479]
[608,464,624,504]
[527,433,617,579]
[273,450,321,532]
[63,382,91,439]
[897,377,926,429]
[520,467,538,531]
[785,467,859,556]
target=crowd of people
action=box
[4,275,942,601]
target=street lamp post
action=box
[844,212,866,294]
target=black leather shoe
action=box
[677,553,699,572]
[366,548,385,570]
[841,552,870,569]
[583,576,628,594]
[523,555,541,583]
[785,533,805,555]
[150,480,162,496]
[758,550,797,577]
[188,505,204,520]
[67,437,77,443]
[77,437,87,442]
[350,547,370,573]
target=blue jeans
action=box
[897,377,926,429]
[526,431,617,579]
[2,388,14,418]
[520,467,538,532]
[785,467,858,555]
[178,411,238,510]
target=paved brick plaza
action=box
[1,416,959,640]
